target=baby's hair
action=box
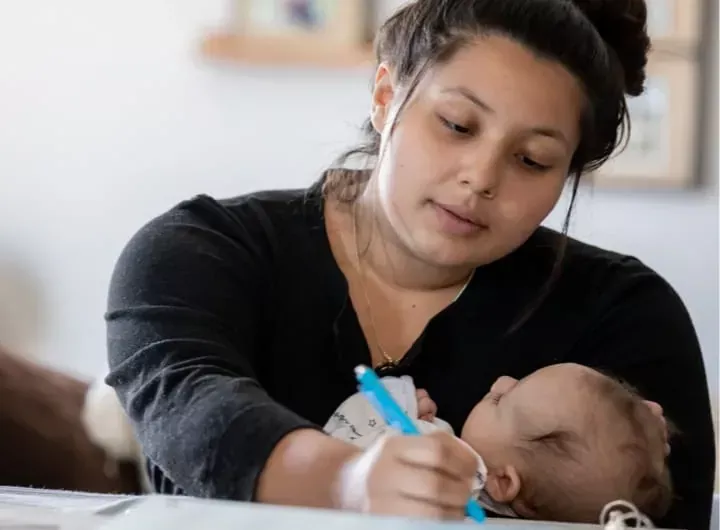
[585,371,674,519]
[514,369,672,523]
[514,428,594,522]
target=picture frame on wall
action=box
[647,0,703,55]
[588,57,700,189]
[202,0,374,67]
[237,0,369,46]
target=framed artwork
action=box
[237,1,368,45]
[201,0,373,67]
[589,57,700,189]
[647,0,703,55]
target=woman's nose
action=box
[457,147,503,196]
[491,375,518,394]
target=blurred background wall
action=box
[0,0,717,410]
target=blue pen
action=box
[354,365,487,523]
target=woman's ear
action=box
[370,63,395,133]
[484,464,522,504]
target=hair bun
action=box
[573,0,651,96]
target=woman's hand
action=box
[336,431,477,520]
[643,400,671,455]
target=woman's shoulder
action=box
[165,186,321,234]
[509,227,692,336]
[510,228,702,384]
[131,186,321,252]
[111,186,325,289]
[523,226,672,298]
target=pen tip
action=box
[354,365,368,377]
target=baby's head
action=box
[460,363,671,523]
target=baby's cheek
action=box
[460,402,492,441]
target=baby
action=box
[84,362,671,523]
[324,363,672,524]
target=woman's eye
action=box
[518,155,551,172]
[439,116,471,135]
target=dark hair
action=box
[515,371,673,523]
[322,0,650,323]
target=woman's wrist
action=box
[256,428,360,509]
[333,434,390,512]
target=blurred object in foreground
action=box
[0,345,142,494]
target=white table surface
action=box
[0,487,653,530]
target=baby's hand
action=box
[416,388,437,422]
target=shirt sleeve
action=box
[569,263,716,530]
[105,197,319,500]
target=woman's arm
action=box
[107,197,484,518]
[256,429,358,507]
[106,198,354,505]
[569,266,715,530]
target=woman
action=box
[105,0,716,528]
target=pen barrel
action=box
[354,365,486,524]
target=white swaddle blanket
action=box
[323,375,516,517]
[323,375,455,446]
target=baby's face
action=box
[460,363,593,463]
[460,363,669,521]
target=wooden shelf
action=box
[200,32,375,68]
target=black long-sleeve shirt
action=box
[106,182,716,530]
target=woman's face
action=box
[369,35,585,268]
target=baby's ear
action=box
[484,464,522,504]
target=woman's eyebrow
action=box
[441,86,495,114]
[440,85,571,147]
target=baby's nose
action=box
[490,375,518,394]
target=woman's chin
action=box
[410,232,498,270]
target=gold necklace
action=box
[351,209,474,373]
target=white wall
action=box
[0,1,717,404]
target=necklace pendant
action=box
[375,360,398,375]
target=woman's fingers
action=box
[642,399,671,455]
[345,432,478,520]
[393,431,478,481]
[643,399,663,418]
[393,464,473,509]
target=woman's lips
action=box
[431,201,488,236]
